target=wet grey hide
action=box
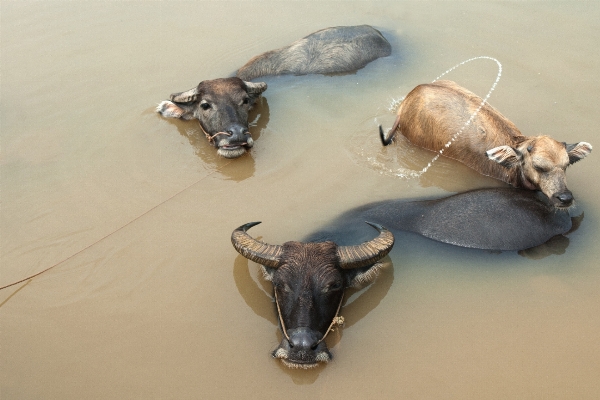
[236,25,391,81]
[306,187,577,252]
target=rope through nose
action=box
[315,294,344,345]
[197,122,232,144]
[274,289,344,346]
[198,122,252,144]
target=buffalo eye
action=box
[534,165,548,173]
[200,102,211,111]
[323,281,343,293]
[241,97,250,105]
[275,283,291,293]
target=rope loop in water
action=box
[384,56,503,178]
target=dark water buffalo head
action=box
[157,77,267,159]
[486,136,592,208]
[231,221,394,369]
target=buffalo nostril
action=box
[288,328,319,351]
[290,336,313,350]
[556,192,573,205]
[225,126,251,141]
[232,130,250,137]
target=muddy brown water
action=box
[1,2,600,399]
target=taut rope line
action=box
[274,289,292,342]
[383,56,503,177]
[0,161,233,292]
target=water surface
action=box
[1,2,599,398]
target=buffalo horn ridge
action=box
[231,222,283,268]
[337,222,394,269]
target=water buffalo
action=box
[236,25,391,81]
[231,221,394,369]
[157,25,391,159]
[306,187,576,252]
[379,80,592,208]
[156,78,266,159]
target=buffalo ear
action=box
[259,265,276,282]
[486,145,523,169]
[157,86,201,119]
[156,100,185,118]
[566,142,592,165]
[170,86,200,103]
[344,262,385,289]
[156,100,197,120]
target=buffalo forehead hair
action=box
[280,241,340,269]
[199,78,244,97]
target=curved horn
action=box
[337,222,395,269]
[170,86,200,103]
[379,113,401,146]
[243,81,267,95]
[231,222,283,268]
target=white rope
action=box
[385,56,503,178]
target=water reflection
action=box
[0,280,31,308]
[232,254,277,326]
[339,259,394,329]
[518,235,570,260]
[518,213,584,259]
[275,355,322,384]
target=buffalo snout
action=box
[214,123,254,159]
[273,327,332,369]
[288,327,321,351]
[225,124,251,141]
[553,190,574,208]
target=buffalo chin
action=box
[217,146,248,159]
[272,342,332,369]
[545,194,574,210]
[553,202,574,210]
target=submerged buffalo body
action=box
[307,188,574,252]
[380,80,592,208]
[231,221,394,369]
[236,25,391,81]
[158,25,391,159]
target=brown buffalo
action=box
[231,221,394,369]
[158,25,391,159]
[380,80,592,208]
